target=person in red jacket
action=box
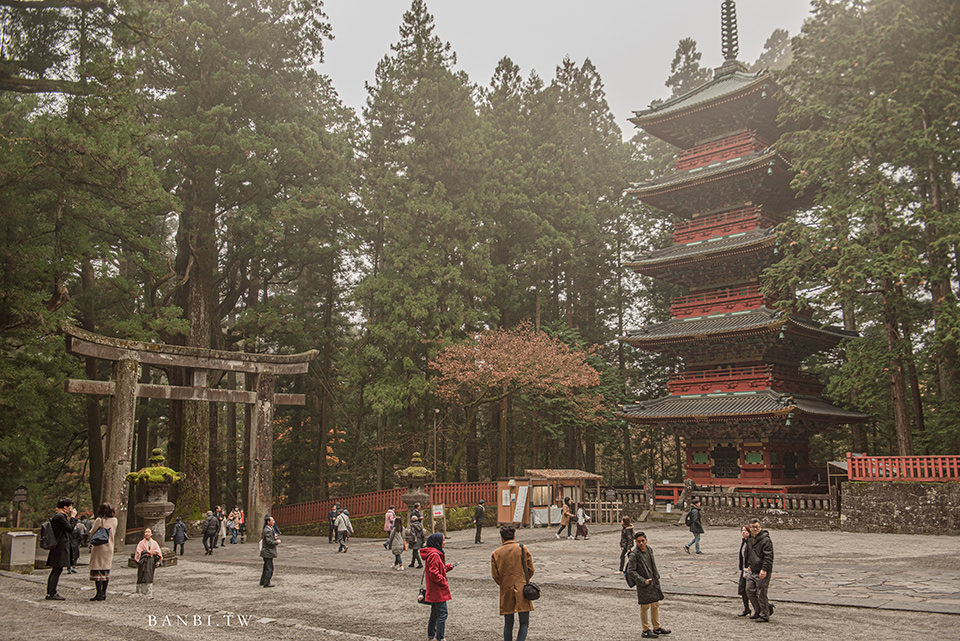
[420,532,457,641]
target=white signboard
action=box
[432,504,444,518]
[502,489,511,506]
[512,485,528,523]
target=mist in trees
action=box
[2,0,957,519]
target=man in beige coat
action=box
[491,525,535,641]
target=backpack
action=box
[39,519,58,550]
[624,570,636,588]
[684,510,694,527]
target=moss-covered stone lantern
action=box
[395,452,433,514]
[126,448,183,566]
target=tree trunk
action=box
[226,371,238,507]
[497,386,508,477]
[881,283,913,455]
[466,408,479,481]
[621,422,636,485]
[842,298,866,453]
[80,260,103,509]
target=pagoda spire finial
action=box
[721,0,740,61]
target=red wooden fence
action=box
[271,482,498,527]
[846,452,960,482]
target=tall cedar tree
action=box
[357,0,490,485]
[772,0,960,455]
[139,0,350,516]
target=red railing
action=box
[673,206,771,244]
[271,482,498,527]
[675,131,769,171]
[846,452,960,482]
[668,364,770,394]
[670,284,769,318]
[668,364,822,395]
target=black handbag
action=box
[89,526,110,546]
[417,568,429,605]
[519,543,540,601]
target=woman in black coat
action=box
[626,531,670,639]
[46,497,74,600]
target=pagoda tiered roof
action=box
[626,148,806,217]
[625,227,777,286]
[629,70,782,148]
[621,308,856,350]
[617,389,866,424]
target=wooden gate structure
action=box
[63,325,317,550]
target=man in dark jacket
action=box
[259,515,279,587]
[474,500,485,544]
[202,510,219,555]
[626,531,670,638]
[745,518,774,622]
[683,498,704,554]
[172,516,188,555]
[45,497,74,600]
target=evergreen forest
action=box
[2,0,959,520]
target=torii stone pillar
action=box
[102,357,139,552]
[247,373,275,531]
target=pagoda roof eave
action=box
[627,147,786,195]
[625,228,778,271]
[631,70,768,123]
[620,309,858,347]
[615,390,867,423]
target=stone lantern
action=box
[395,452,433,514]
[126,448,183,567]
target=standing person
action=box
[745,518,774,622]
[474,500,485,544]
[328,503,339,544]
[618,516,635,573]
[407,513,425,568]
[490,525,535,641]
[44,497,74,600]
[626,531,670,639]
[171,516,188,556]
[737,525,751,616]
[216,505,227,547]
[574,503,591,540]
[387,513,406,569]
[237,507,246,543]
[88,502,118,602]
[421,533,455,641]
[683,498,704,554]
[202,510,219,555]
[227,507,239,544]
[410,502,423,524]
[383,505,396,549]
[134,528,163,596]
[68,507,82,574]
[555,498,574,540]
[334,508,353,553]
[259,515,279,587]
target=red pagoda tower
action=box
[617,1,865,487]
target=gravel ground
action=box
[2,523,958,641]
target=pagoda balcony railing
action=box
[675,131,771,172]
[668,364,770,394]
[668,364,824,395]
[672,206,776,244]
[670,284,772,318]
[846,452,960,482]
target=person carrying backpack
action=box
[683,498,704,554]
[43,497,74,600]
[626,531,670,639]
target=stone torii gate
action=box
[63,325,317,550]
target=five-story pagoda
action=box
[617,1,865,487]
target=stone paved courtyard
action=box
[2,522,958,640]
